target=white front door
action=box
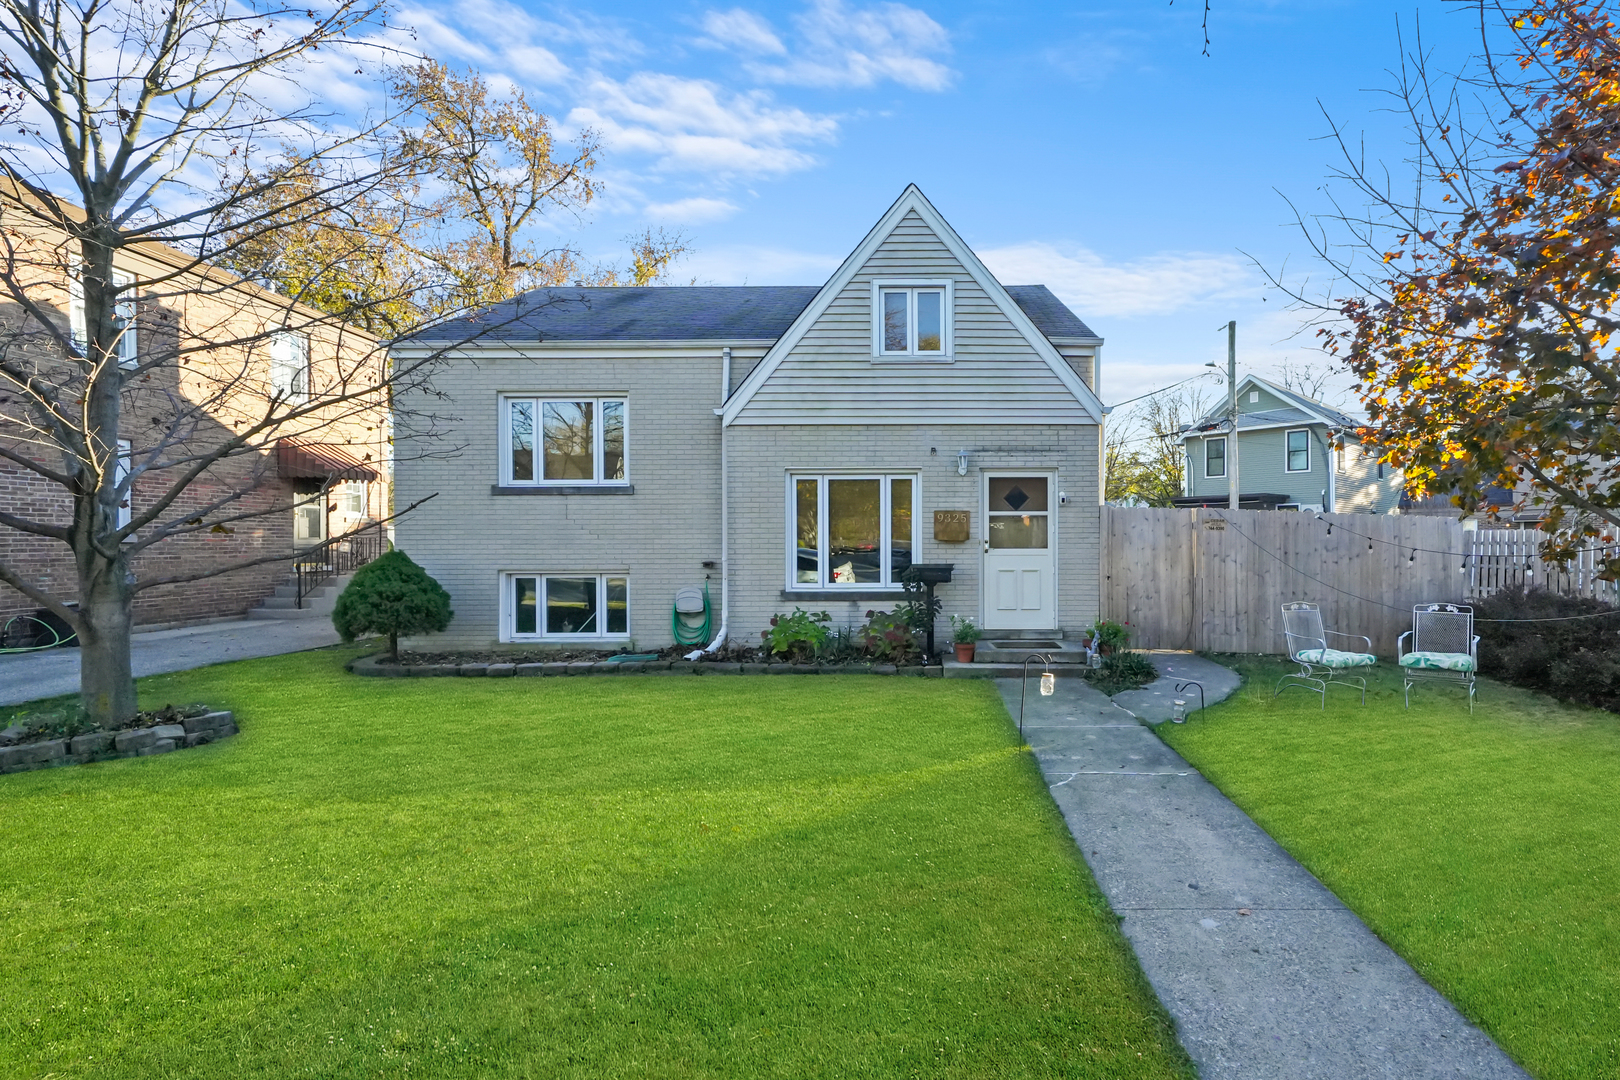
[982,473,1056,630]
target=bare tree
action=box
[0,0,485,724]
[1106,383,1217,505]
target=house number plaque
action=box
[934,510,971,543]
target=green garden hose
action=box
[672,580,713,645]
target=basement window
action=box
[504,573,629,640]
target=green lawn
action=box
[0,649,1191,1079]
[1159,658,1620,1080]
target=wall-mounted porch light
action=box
[957,448,969,476]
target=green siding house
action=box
[1178,376,1401,513]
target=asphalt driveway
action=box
[0,619,341,706]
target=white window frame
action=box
[1248,390,1259,403]
[115,439,132,531]
[499,395,629,487]
[785,472,919,591]
[68,266,136,367]
[502,572,630,641]
[335,479,367,518]
[870,280,953,360]
[1285,428,1311,473]
[269,331,309,404]
[1204,437,1227,479]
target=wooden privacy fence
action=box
[1464,528,1620,605]
[1101,507,1469,656]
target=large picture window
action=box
[1205,437,1227,479]
[789,474,916,589]
[502,396,626,486]
[872,282,950,358]
[505,573,629,640]
[1285,429,1310,472]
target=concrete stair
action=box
[247,574,352,621]
[972,636,1090,664]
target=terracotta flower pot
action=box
[954,642,976,663]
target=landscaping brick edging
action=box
[0,711,237,776]
[348,654,943,678]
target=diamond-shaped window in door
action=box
[1002,485,1029,511]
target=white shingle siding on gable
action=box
[733,211,1090,425]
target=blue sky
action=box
[403,0,1484,407]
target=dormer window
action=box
[872,281,951,359]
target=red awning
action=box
[276,438,378,482]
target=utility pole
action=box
[1227,320,1239,511]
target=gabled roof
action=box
[1180,374,1361,439]
[719,185,1107,426]
[396,282,1095,346]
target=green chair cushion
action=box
[1399,651,1476,672]
[1297,648,1377,669]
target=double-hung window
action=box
[504,573,629,639]
[1205,437,1227,479]
[501,396,626,486]
[115,439,132,531]
[69,267,137,366]
[1285,429,1310,472]
[873,282,950,358]
[269,331,309,404]
[789,474,916,589]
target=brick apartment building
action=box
[0,186,390,631]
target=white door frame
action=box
[981,470,1058,631]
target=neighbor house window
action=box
[1248,390,1259,403]
[1205,437,1226,479]
[69,268,136,366]
[115,439,132,530]
[269,331,309,404]
[1336,444,1346,473]
[504,574,628,639]
[1286,429,1310,472]
[501,396,626,486]
[873,282,950,358]
[789,474,916,589]
[335,480,367,518]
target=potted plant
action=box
[950,614,982,662]
[1091,618,1129,656]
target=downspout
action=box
[1319,428,1336,512]
[696,347,732,657]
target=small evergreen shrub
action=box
[1474,587,1620,708]
[332,550,454,659]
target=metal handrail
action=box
[295,521,388,608]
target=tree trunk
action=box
[389,630,398,660]
[77,553,137,727]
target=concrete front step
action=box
[246,574,351,620]
[974,639,1090,664]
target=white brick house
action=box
[391,186,1108,651]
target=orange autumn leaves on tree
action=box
[1328,0,1620,570]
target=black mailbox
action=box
[904,563,955,585]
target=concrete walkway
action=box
[999,673,1529,1080]
[0,619,341,706]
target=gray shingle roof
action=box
[400,283,1097,345]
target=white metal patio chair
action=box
[1277,601,1377,707]
[1398,603,1478,711]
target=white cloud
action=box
[643,197,741,223]
[703,1,955,92]
[567,73,838,176]
[979,241,1253,319]
[699,9,786,55]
